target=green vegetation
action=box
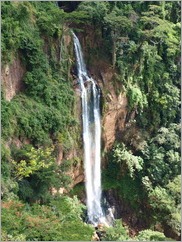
[1,2,88,240]
[99,221,169,241]
[75,1,180,240]
[76,1,180,132]
[135,229,169,241]
[102,220,129,241]
[2,197,93,241]
[103,124,180,239]
[1,1,180,241]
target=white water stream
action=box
[72,32,107,225]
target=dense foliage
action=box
[1,1,181,241]
[2,196,94,241]
[1,2,88,240]
[76,1,180,132]
[73,1,180,240]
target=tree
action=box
[11,145,71,203]
[113,143,143,178]
[104,10,132,67]
[136,229,168,241]
[102,220,129,241]
[142,124,180,186]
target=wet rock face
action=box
[88,61,128,151]
[1,54,26,101]
[103,189,123,219]
[103,189,149,237]
[68,59,129,186]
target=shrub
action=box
[2,196,94,241]
[102,220,129,241]
[136,229,168,241]
[113,143,143,177]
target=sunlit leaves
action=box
[2,197,94,241]
[127,84,148,111]
[140,5,180,57]
[12,147,54,180]
[77,1,109,24]
[136,229,167,241]
[102,220,129,241]
[166,175,181,204]
[113,143,143,177]
[104,13,132,31]
[142,123,180,186]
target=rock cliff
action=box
[1,53,26,101]
[1,30,129,188]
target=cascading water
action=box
[72,32,106,225]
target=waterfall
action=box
[72,32,106,225]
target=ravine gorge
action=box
[1,1,181,241]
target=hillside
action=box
[1,1,181,241]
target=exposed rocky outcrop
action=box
[1,29,129,191]
[67,59,129,186]
[102,92,127,150]
[88,60,128,151]
[65,148,84,187]
[6,137,30,149]
[1,53,26,101]
[104,189,149,237]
